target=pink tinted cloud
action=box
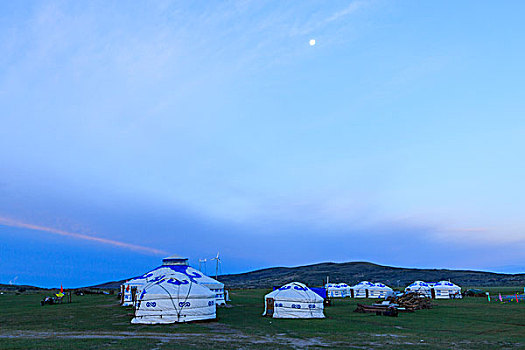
[0,216,167,256]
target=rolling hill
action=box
[0,284,48,292]
[217,261,525,289]
[90,261,525,290]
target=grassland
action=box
[1,287,524,349]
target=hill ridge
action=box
[88,261,525,290]
[217,261,525,289]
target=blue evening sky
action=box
[1,1,524,287]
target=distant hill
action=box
[217,262,525,289]
[0,283,48,292]
[89,280,130,289]
[88,261,525,290]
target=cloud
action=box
[289,0,369,36]
[452,227,490,232]
[325,1,367,23]
[0,216,167,256]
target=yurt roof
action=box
[138,274,214,300]
[326,283,349,289]
[123,277,145,286]
[136,265,224,288]
[434,281,461,288]
[369,283,392,290]
[265,282,323,302]
[352,281,375,288]
[407,280,430,288]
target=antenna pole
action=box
[212,252,220,280]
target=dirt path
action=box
[3,330,520,349]
[0,330,335,349]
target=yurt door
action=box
[266,298,275,316]
[131,287,138,304]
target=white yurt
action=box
[405,281,432,297]
[121,254,227,306]
[131,275,216,324]
[351,281,375,298]
[121,278,144,306]
[339,283,352,297]
[367,283,395,299]
[263,282,325,319]
[433,281,462,299]
[325,283,351,298]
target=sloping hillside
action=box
[217,262,525,289]
[90,280,129,289]
[88,261,525,290]
[0,284,47,292]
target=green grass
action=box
[0,289,524,349]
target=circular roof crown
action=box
[162,254,189,266]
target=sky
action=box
[1,0,524,288]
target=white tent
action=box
[368,283,394,299]
[351,281,375,298]
[405,281,432,297]
[121,255,227,306]
[131,274,216,324]
[263,282,324,319]
[121,278,144,306]
[433,281,462,299]
[325,283,351,298]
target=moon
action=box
[309,39,316,46]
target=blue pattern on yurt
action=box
[294,285,308,291]
[166,278,189,286]
[136,265,203,283]
[436,281,454,286]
